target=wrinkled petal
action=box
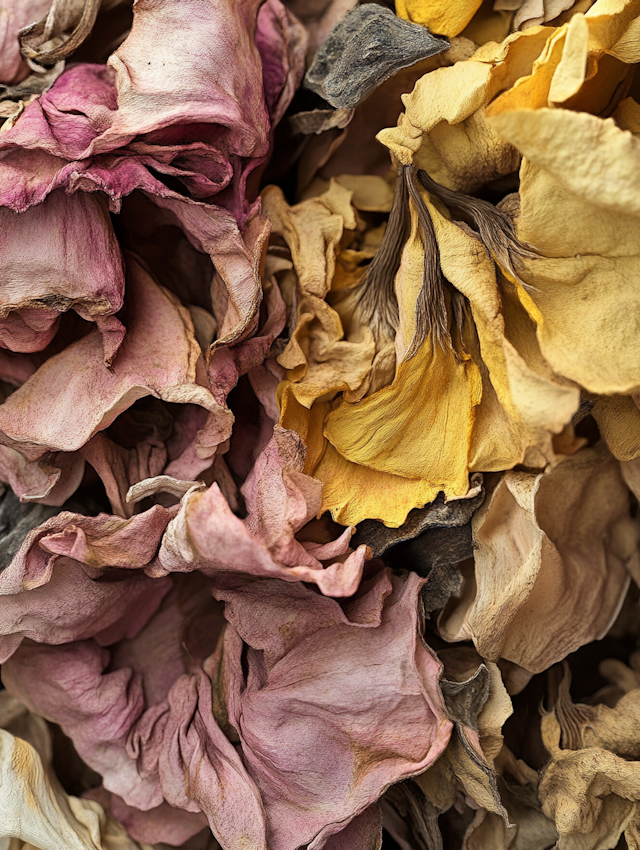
[159,427,368,596]
[215,567,452,850]
[440,444,636,673]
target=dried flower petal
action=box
[440,444,636,673]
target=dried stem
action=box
[19,0,102,68]
[404,165,449,358]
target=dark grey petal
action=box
[304,4,449,109]
[352,489,484,561]
[288,107,354,135]
[440,664,491,732]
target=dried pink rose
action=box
[2,566,452,850]
[0,254,231,506]
[0,0,305,358]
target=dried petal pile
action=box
[1,1,640,849]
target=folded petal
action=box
[159,427,368,596]
[0,189,125,361]
[440,444,636,672]
[215,568,452,850]
[0,255,231,496]
[0,727,149,850]
[0,0,53,84]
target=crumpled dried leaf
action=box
[288,106,354,135]
[284,0,358,60]
[304,4,449,109]
[539,708,640,849]
[440,443,636,673]
[402,655,512,850]
[463,772,558,850]
[352,484,484,560]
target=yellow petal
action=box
[323,207,481,502]
[261,181,355,299]
[315,441,441,527]
[591,395,640,461]
[428,201,578,472]
[334,174,394,212]
[490,109,640,395]
[547,12,589,103]
[395,0,483,38]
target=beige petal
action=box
[0,729,152,850]
[440,444,635,673]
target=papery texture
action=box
[0,728,153,850]
[159,426,369,596]
[0,254,230,506]
[214,567,452,850]
[439,444,636,672]
[0,0,53,84]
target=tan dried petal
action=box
[440,444,636,673]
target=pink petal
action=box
[0,254,230,466]
[158,429,368,596]
[86,787,209,847]
[215,569,452,850]
[0,445,84,506]
[81,432,167,518]
[2,640,161,808]
[0,503,172,594]
[0,0,52,84]
[0,190,125,360]
[0,558,171,662]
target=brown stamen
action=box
[404,165,449,358]
[355,166,409,341]
[417,169,538,288]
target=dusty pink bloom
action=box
[0,0,305,354]
[0,254,231,505]
[2,566,451,850]
[2,573,266,846]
